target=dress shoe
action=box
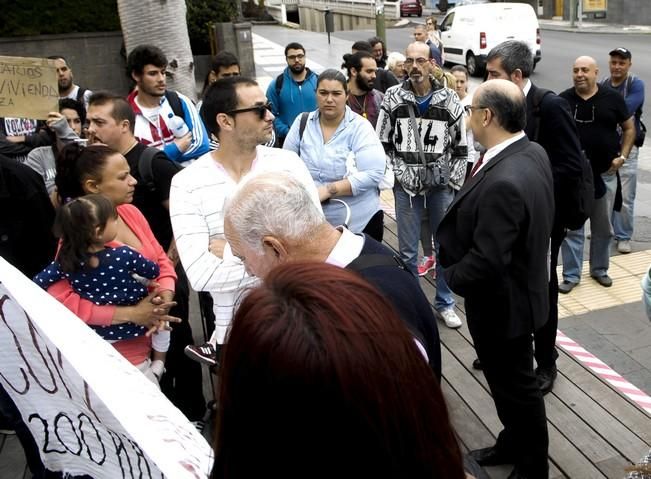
[536,365,557,395]
[472,358,483,370]
[558,280,578,294]
[469,446,514,467]
[591,274,613,287]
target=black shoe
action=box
[591,274,613,287]
[472,358,483,370]
[558,280,578,294]
[536,365,558,395]
[469,446,514,467]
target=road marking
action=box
[556,330,651,416]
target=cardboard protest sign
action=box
[0,258,213,478]
[0,56,59,120]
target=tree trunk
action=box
[117,0,197,101]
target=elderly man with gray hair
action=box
[224,171,443,379]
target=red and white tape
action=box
[556,330,651,416]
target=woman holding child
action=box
[44,143,178,383]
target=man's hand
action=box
[607,155,625,174]
[174,132,192,153]
[209,238,226,259]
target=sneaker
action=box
[418,255,436,277]
[184,343,218,366]
[558,280,578,294]
[439,308,462,329]
[617,239,632,254]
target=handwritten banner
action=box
[0,258,213,478]
[0,56,59,120]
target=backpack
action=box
[274,73,285,97]
[165,90,186,122]
[75,87,87,103]
[296,111,309,156]
[531,87,594,231]
[138,146,182,194]
[600,75,646,147]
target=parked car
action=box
[401,0,423,17]
[439,2,541,76]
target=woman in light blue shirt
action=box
[284,69,386,239]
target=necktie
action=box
[470,152,486,177]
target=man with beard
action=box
[352,40,399,94]
[376,41,467,330]
[48,55,93,110]
[171,77,320,366]
[126,44,210,165]
[559,56,635,288]
[343,51,384,128]
[266,42,318,146]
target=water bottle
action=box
[167,113,190,138]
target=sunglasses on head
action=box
[227,102,273,119]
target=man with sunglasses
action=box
[559,56,635,292]
[169,77,320,366]
[376,41,467,330]
[266,42,318,147]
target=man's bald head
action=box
[572,56,599,94]
[474,79,526,133]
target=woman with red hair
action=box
[212,262,465,479]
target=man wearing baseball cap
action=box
[602,47,646,254]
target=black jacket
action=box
[525,84,583,227]
[437,137,554,339]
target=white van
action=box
[439,2,541,77]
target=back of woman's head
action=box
[214,262,464,479]
[54,194,117,273]
[55,143,115,203]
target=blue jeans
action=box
[394,183,455,311]
[561,172,617,282]
[612,146,639,241]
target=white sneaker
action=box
[440,308,462,329]
[617,240,632,254]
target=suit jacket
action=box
[525,83,583,227]
[437,137,554,339]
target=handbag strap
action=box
[407,103,427,167]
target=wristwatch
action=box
[327,182,338,196]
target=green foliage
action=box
[187,0,237,55]
[0,0,235,56]
[0,0,120,37]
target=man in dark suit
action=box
[476,40,585,394]
[437,79,554,479]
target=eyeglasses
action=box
[464,105,488,114]
[573,104,594,124]
[287,54,305,61]
[220,72,240,78]
[426,21,433,26]
[404,57,429,67]
[227,102,273,119]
